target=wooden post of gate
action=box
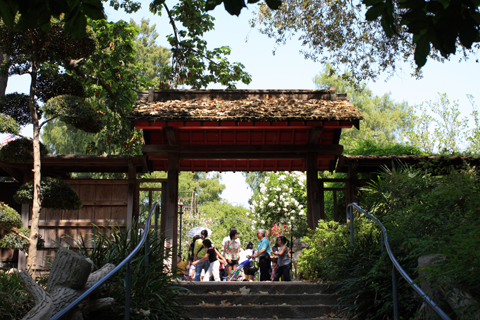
[166,153,179,268]
[318,178,325,220]
[306,153,321,229]
[126,161,136,231]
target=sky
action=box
[2,0,479,207]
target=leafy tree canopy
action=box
[130,18,171,90]
[315,65,413,151]
[252,0,480,80]
[402,93,479,155]
[0,138,48,163]
[363,0,480,68]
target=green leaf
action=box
[414,35,430,67]
[264,0,282,9]
[365,3,386,21]
[0,0,18,28]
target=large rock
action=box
[418,254,480,320]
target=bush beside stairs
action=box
[179,282,345,320]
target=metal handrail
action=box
[51,202,160,320]
[346,203,451,320]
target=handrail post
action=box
[145,229,150,272]
[347,205,354,246]
[125,261,132,320]
[392,266,399,320]
[155,204,159,240]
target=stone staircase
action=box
[179,282,345,320]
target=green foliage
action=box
[158,0,252,89]
[44,95,104,133]
[41,119,97,154]
[0,271,33,320]
[0,0,105,39]
[36,73,86,103]
[74,223,187,320]
[206,0,281,15]
[363,0,480,67]
[403,93,472,155]
[249,172,308,240]
[0,138,48,163]
[314,65,413,151]
[345,139,427,156]
[0,113,19,134]
[0,23,97,67]
[299,165,480,319]
[0,93,38,127]
[14,177,82,210]
[130,18,171,90]
[253,0,424,82]
[0,228,32,252]
[0,202,22,230]
[68,18,146,155]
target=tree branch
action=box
[40,115,60,129]
[0,225,31,242]
[163,3,181,86]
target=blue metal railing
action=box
[51,202,160,320]
[346,203,451,320]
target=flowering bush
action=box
[249,172,308,240]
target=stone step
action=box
[180,281,334,295]
[184,305,340,319]
[190,318,343,320]
[181,293,339,306]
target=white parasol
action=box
[187,226,213,237]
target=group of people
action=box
[177,227,292,282]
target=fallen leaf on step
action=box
[204,289,211,294]
[259,291,269,294]
[276,290,281,294]
[239,286,251,295]
[220,300,231,306]
[226,290,235,294]
[281,303,287,305]
[273,315,279,319]
[216,291,223,294]
[325,312,336,317]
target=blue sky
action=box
[2,1,479,207]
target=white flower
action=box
[261,220,265,224]
[278,175,286,181]
[268,202,275,207]
[290,216,295,220]
[299,211,303,215]
[298,205,303,209]
[246,212,250,216]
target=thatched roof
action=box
[128,90,364,123]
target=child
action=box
[176,255,187,280]
[272,236,291,281]
[192,239,226,281]
[187,255,195,280]
[270,245,279,281]
[270,259,278,281]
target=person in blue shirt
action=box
[251,229,271,281]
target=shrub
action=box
[0,271,33,320]
[14,177,82,210]
[299,165,480,319]
[0,138,48,163]
[73,223,188,320]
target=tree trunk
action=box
[27,61,41,277]
[0,52,7,97]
